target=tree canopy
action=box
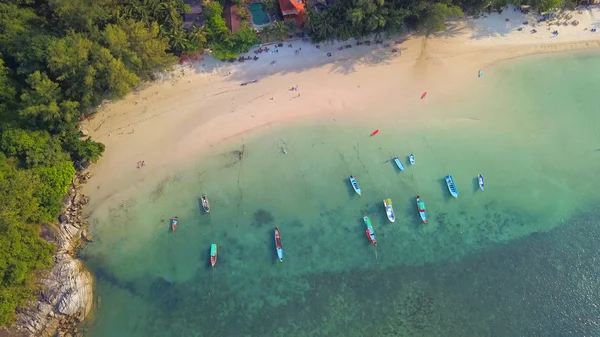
[0,0,205,327]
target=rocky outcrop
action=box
[2,172,95,337]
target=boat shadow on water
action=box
[356,217,372,247]
[343,177,358,199]
[472,177,481,193]
[265,230,281,264]
[438,178,453,201]
[402,196,423,225]
[197,197,210,217]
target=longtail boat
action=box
[478,174,485,191]
[393,157,405,171]
[349,176,362,196]
[201,194,210,213]
[383,199,395,223]
[409,153,415,165]
[171,216,178,231]
[274,227,283,262]
[445,175,458,198]
[210,244,218,267]
[363,216,377,246]
[416,196,428,224]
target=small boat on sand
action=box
[201,194,210,213]
[349,176,362,196]
[409,154,415,165]
[416,196,428,224]
[445,175,458,198]
[478,174,485,191]
[171,217,178,231]
[383,199,395,223]
[210,244,218,267]
[274,227,283,262]
[393,157,405,171]
[363,216,377,246]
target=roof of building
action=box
[278,0,306,16]
[223,4,242,33]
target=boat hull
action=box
[383,199,395,223]
[201,195,210,213]
[394,157,405,171]
[210,244,218,267]
[363,216,377,246]
[445,175,458,198]
[274,227,283,262]
[409,154,415,165]
[349,176,362,196]
[416,197,427,224]
[478,175,485,191]
[171,217,178,231]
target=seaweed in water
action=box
[222,144,247,169]
[253,209,274,227]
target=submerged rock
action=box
[253,209,274,226]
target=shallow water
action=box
[81,51,600,336]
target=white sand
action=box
[81,6,600,207]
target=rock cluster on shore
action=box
[1,173,95,337]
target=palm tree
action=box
[307,10,333,41]
[260,25,275,42]
[188,25,208,51]
[273,21,289,40]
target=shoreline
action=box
[80,34,600,210]
[77,4,600,240]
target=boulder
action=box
[58,213,69,224]
[3,170,94,337]
[81,229,94,243]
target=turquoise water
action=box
[249,3,270,25]
[81,51,600,336]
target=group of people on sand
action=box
[136,160,147,168]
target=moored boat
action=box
[363,216,377,246]
[274,226,283,262]
[445,175,458,198]
[393,157,405,171]
[478,174,485,191]
[210,244,218,267]
[201,194,210,213]
[349,176,362,196]
[383,199,395,223]
[171,216,178,231]
[416,196,428,224]
[409,154,415,165]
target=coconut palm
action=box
[273,21,289,40]
[260,24,276,41]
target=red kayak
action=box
[370,129,379,137]
[421,92,428,99]
[171,216,178,232]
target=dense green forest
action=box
[0,0,565,328]
[0,0,209,326]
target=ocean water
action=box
[81,51,600,337]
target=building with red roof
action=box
[278,0,306,27]
[223,3,242,33]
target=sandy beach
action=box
[81,5,600,207]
